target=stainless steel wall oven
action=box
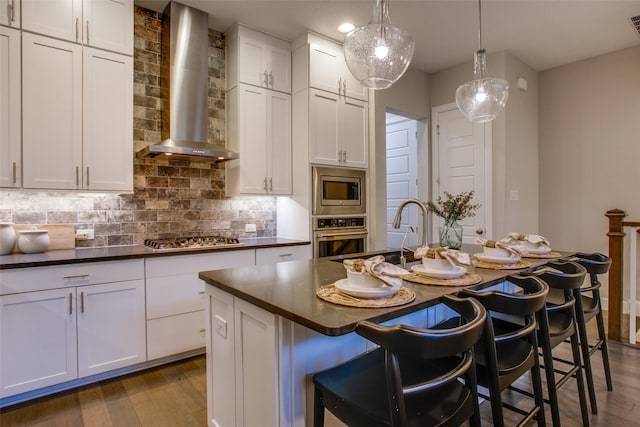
[313,216,367,258]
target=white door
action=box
[386,116,419,248]
[77,280,146,377]
[0,289,78,398]
[432,103,491,244]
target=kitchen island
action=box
[199,253,559,427]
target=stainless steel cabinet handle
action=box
[69,293,73,315]
[12,162,16,184]
[63,274,90,279]
[263,70,268,87]
[278,253,293,257]
[81,291,85,313]
[86,21,90,44]
[264,177,268,191]
[342,149,347,163]
[342,79,346,96]
[338,78,342,94]
[199,329,206,333]
[10,0,15,22]
[75,18,79,42]
[268,177,273,191]
[86,166,90,186]
[198,291,206,295]
[76,166,79,186]
[268,71,273,87]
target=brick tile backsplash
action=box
[0,5,277,247]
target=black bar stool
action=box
[524,261,591,427]
[312,295,486,427]
[574,253,614,397]
[458,274,548,427]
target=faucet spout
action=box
[391,198,430,248]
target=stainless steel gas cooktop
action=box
[143,236,242,251]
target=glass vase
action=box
[439,221,463,249]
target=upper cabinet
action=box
[226,24,291,93]
[0,26,21,188]
[292,32,367,101]
[0,0,20,28]
[21,0,133,55]
[21,28,132,191]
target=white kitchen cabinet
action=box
[0,259,146,398]
[293,32,367,101]
[0,0,20,28]
[0,26,20,188]
[145,250,255,360]
[309,88,368,168]
[255,244,311,265]
[0,288,78,398]
[226,24,291,93]
[21,0,132,55]
[21,33,132,192]
[226,84,292,195]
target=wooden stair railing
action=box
[606,209,640,342]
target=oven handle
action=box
[315,230,368,239]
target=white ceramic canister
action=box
[0,223,16,255]
[18,229,50,254]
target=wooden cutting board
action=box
[12,224,76,252]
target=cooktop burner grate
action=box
[144,236,242,251]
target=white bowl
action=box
[18,229,50,254]
[422,257,454,271]
[483,246,511,258]
[346,270,381,288]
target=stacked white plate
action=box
[411,264,467,280]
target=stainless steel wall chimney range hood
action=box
[136,2,238,162]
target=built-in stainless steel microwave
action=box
[312,166,366,215]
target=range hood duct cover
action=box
[137,1,238,162]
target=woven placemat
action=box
[403,273,482,287]
[475,260,531,270]
[522,251,563,259]
[316,284,416,308]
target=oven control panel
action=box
[315,217,366,229]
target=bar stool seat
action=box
[312,295,486,427]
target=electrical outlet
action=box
[214,315,227,338]
[75,229,95,240]
[245,223,257,232]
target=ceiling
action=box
[135,0,640,74]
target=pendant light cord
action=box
[477,0,483,50]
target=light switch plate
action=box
[509,190,519,201]
[214,315,227,338]
[245,223,257,232]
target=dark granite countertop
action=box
[199,253,561,337]
[0,237,310,269]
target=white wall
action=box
[539,45,640,300]
[371,67,431,249]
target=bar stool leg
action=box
[574,291,598,414]
[538,313,562,427]
[569,307,591,427]
[595,292,614,391]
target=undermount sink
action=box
[330,250,419,267]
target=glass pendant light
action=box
[344,0,414,90]
[456,0,509,122]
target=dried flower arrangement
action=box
[427,191,481,226]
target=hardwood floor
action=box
[1,340,638,426]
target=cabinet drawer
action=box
[0,259,144,295]
[145,250,255,278]
[255,245,311,265]
[146,275,206,319]
[147,311,206,360]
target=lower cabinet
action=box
[145,250,255,360]
[0,272,145,398]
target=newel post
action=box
[606,209,627,341]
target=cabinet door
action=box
[237,84,269,194]
[0,289,78,398]
[341,62,368,101]
[268,44,291,93]
[22,0,82,43]
[22,33,82,189]
[341,98,369,168]
[239,35,268,88]
[0,0,20,27]
[83,47,133,191]
[82,0,133,54]
[308,42,342,96]
[267,91,291,195]
[0,26,20,188]
[77,280,146,377]
[309,88,340,166]
[255,245,311,265]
